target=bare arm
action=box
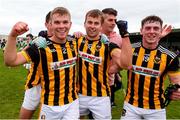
[111,36,132,70]
[4,22,29,66]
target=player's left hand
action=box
[170,88,180,100]
[31,36,47,48]
[161,24,172,38]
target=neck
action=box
[86,35,100,41]
[101,29,111,37]
[51,36,66,44]
[142,42,158,49]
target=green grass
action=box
[0,49,180,119]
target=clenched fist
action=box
[10,22,29,37]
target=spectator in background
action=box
[101,8,122,107]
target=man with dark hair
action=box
[101,8,123,107]
[121,15,180,120]
[38,11,53,38]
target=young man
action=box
[4,7,79,119]
[77,9,132,119]
[101,8,122,107]
[121,15,180,120]
[19,11,52,119]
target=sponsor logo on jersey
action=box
[50,57,77,70]
[132,65,160,77]
[79,51,102,64]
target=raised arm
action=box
[4,22,29,66]
[111,20,132,70]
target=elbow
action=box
[4,57,16,67]
[4,60,14,67]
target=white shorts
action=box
[79,94,111,119]
[22,84,41,110]
[39,99,79,120]
[121,102,166,120]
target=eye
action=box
[145,27,151,31]
[153,27,160,31]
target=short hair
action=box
[45,11,51,23]
[50,7,71,20]
[102,8,117,16]
[26,33,33,39]
[141,15,163,27]
[85,9,104,24]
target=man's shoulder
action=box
[158,45,177,59]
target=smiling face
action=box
[140,21,162,49]
[84,16,102,40]
[84,9,104,40]
[51,13,71,43]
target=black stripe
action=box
[40,48,49,105]
[86,40,92,96]
[149,50,161,109]
[61,43,70,104]
[138,49,150,108]
[27,59,40,89]
[70,41,77,100]
[94,41,101,96]
[78,38,86,94]
[103,43,110,96]
[129,47,140,104]
[48,44,60,106]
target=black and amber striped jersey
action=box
[21,38,78,106]
[125,42,180,109]
[78,36,119,97]
[25,62,41,90]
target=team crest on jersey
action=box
[143,54,150,62]
[70,44,75,51]
[95,44,101,52]
[154,56,161,64]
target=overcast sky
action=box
[0,0,180,37]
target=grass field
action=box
[0,49,180,119]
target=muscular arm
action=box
[111,37,132,70]
[4,22,29,66]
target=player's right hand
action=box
[116,20,129,38]
[10,22,29,37]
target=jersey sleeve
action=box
[108,42,120,56]
[22,44,40,63]
[167,56,180,76]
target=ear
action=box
[70,21,72,27]
[140,28,143,35]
